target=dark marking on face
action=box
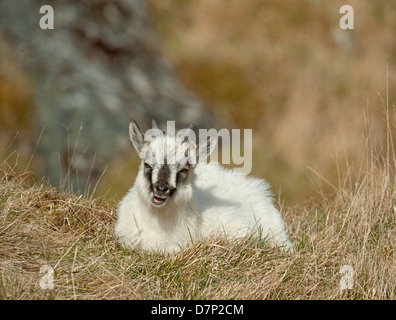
[154,163,174,197]
[143,162,153,192]
[176,163,190,185]
[157,163,171,183]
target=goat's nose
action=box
[155,183,169,193]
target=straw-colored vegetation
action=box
[1,1,396,299]
[1,107,395,299]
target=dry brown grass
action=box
[1,111,395,300]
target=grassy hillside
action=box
[1,121,395,299]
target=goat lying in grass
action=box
[115,120,293,254]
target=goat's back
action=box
[192,163,293,249]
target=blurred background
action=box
[1,0,395,204]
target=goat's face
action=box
[141,137,193,207]
[129,120,202,208]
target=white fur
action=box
[115,129,293,254]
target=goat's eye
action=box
[144,162,152,169]
[178,168,189,175]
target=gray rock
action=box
[0,0,217,190]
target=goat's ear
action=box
[151,119,159,129]
[129,120,145,155]
[196,136,217,163]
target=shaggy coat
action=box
[115,120,293,253]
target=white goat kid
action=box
[115,120,293,254]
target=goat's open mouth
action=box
[151,194,167,207]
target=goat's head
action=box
[128,119,215,208]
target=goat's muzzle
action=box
[151,181,175,207]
